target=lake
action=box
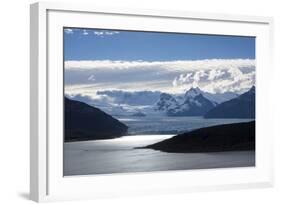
[64,134,255,176]
[117,116,253,135]
[64,116,255,176]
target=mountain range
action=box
[95,88,237,106]
[67,86,254,118]
[154,86,255,117]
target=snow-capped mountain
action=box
[155,87,216,116]
[184,87,202,98]
[179,87,238,104]
[155,93,179,112]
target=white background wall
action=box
[0,0,280,204]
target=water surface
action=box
[117,116,253,135]
[64,134,255,176]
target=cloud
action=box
[87,74,95,81]
[64,28,120,36]
[65,59,255,71]
[64,29,73,34]
[64,59,255,94]
[93,31,103,36]
[93,31,120,37]
[105,31,120,35]
[82,29,89,35]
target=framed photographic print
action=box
[30,2,274,202]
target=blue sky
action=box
[64,28,255,61]
[64,28,256,95]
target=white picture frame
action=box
[30,2,274,202]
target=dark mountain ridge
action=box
[204,86,255,119]
[142,121,255,153]
[64,97,128,142]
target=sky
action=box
[64,28,256,97]
[64,28,255,61]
